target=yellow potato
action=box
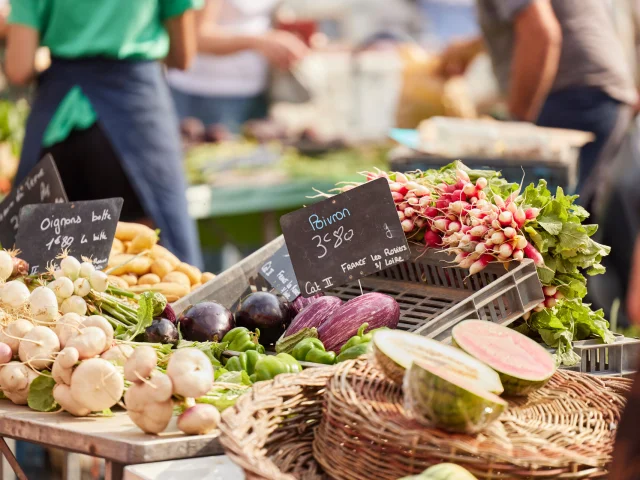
[112,238,124,255]
[120,274,138,286]
[109,254,153,276]
[200,272,215,284]
[175,262,201,285]
[191,283,202,292]
[108,275,129,290]
[162,271,191,288]
[108,253,134,269]
[128,229,158,254]
[138,273,161,286]
[116,222,155,242]
[149,245,180,269]
[150,259,173,279]
[128,282,189,299]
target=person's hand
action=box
[255,30,308,70]
[437,38,484,79]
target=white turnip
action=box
[53,384,91,416]
[147,371,173,403]
[0,342,12,364]
[52,357,73,385]
[88,270,109,293]
[0,361,37,405]
[66,326,107,359]
[101,344,134,366]
[54,313,84,348]
[177,404,220,435]
[70,358,124,412]
[28,287,60,323]
[124,346,157,382]
[18,326,60,370]
[73,278,91,298]
[0,319,34,355]
[82,316,113,351]
[60,296,87,316]
[0,250,13,281]
[0,281,30,309]
[57,347,79,369]
[60,256,81,280]
[128,399,174,434]
[166,348,213,398]
[47,277,75,302]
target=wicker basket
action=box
[220,358,631,480]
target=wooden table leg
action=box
[104,460,125,480]
[0,439,26,480]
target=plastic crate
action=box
[558,334,640,378]
[175,236,544,344]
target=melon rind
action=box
[399,463,478,480]
[404,360,507,434]
[372,330,504,395]
[451,320,556,397]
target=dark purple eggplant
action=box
[291,293,325,316]
[179,301,235,342]
[235,292,292,347]
[145,318,179,346]
[160,303,177,324]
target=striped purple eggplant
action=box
[291,293,325,315]
[318,293,400,353]
[285,296,343,337]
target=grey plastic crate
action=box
[558,334,640,377]
[175,236,544,343]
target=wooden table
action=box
[0,403,223,480]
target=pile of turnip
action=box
[124,346,220,435]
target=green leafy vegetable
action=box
[196,384,251,411]
[28,375,57,412]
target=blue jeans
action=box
[170,87,268,133]
[536,86,630,198]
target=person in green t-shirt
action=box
[5,0,204,267]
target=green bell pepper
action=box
[222,327,265,353]
[291,338,336,365]
[335,341,373,362]
[224,350,263,376]
[339,323,389,354]
[253,353,302,382]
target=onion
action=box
[89,271,108,293]
[60,296,87,316]
[79,262,95,279]
[0,281,30,309]
[73,278,91,297]
[0,251,13,282]
[47,277,74,302]
[28,287,60,323]
[60,256,81,280]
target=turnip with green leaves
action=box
[69,358,124,412]
[0,361,37,404]
[53,384,90,417]
[18,326,60,370]
[66,327,107,360]
[178,404,220,435]
[166,348,213,398]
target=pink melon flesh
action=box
[452,320,555,381]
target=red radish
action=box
[415,218,426,228]
[413,186,430,197]
[470,217,483,227]
[406,181,421,191]
[458,256,475,269]
[389,182,408,195]
[448,221,461,233]
[469,255,493,275]
[542,286,557,297]
[476,243,487,254]
[462,183,477,196]
[460,234,472,246]
[398,202,408,210]
[476,177,488,190]
[444,183,457,194]
[395,172,408,184]
[498,243,513,258]
[454,252,469,263]
[391,192,404,202]
[436,199,450,210]
[491,219,501,230]
[544,298,557,309]
[419,197,431,208]
[404,207,416,217]
[512,249,524,261]
[554,291,564,300]
[503,227,516,239]
[457,169,471,183]
[498,210,513,226]
[533,304,545,312]
[469,225,487,237]
[424,206,438,218]
[451,189,466,202]
[523,242,545,266]
[450,201,468,214]
[476,199,491,210]
[477,190,486,200]
[493,195,506,209]
[507,202,518,214]
[461,225,472,234]
[401,219,414,232]
[398,211,406,222]
[491,231,506,245]
[407,197,419,206]
[525,208,540,220]
[514,208,526,227]
[523,311,531,321]
[424,230,442,248]
[514,236,527,250]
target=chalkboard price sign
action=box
[15,198,123,274]
[280,178,410,297]
[259,243,300,301]
[0,154,68,248]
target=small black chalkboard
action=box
[280,178,410,297]
[259,243,300,301]
[15,198,123,274]
[0,154,68,248]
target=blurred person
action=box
[439,0,637,205]
[168,0,308,133]
[5,0,203,267]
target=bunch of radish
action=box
[124,346,219,435]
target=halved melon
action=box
[399,463,478,480]
[404,360,507,434]
[372,330,504,394]
[452,320,556,396]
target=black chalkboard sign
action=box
[280,178,410,297]
[0,154,68,248]
[15,198,123,274]
[259,243,300,301]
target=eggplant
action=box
[285,296,342,337]
[291,293,325,316]
[179,301,235,342]
[235,292,292,347]
[317,293,400,352]
[145,318,179,346]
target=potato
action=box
[150,259,173,279]
[123,241,131,253]
[162,271,190,288]
[116,222,155,242]
[108,253,134,269]
[120,274,138,286]
[109,254,153,277]
[149,245,180,269]
[175,262,201,285]
[191,283,202,292]
[127,230,158,254]
[108,275,129,290]
[200,272,215,284]
[128,282,189,299]
[112,238,124,255]
[138,273,161,286]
